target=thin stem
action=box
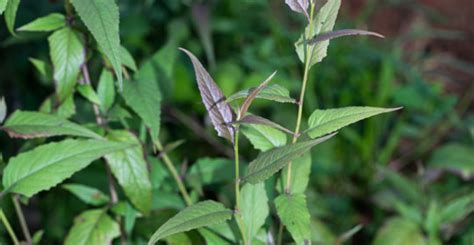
[11,195,31,244]
[234,128,241,210]
[0,209,20,245]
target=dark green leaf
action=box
[275,193,311,244]
[63,183,109,206]
[17,13,65,32]
[65,209,120,245]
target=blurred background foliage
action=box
[0,0,473,244]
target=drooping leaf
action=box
[373,217,426,245]
[0,96,6,123]
[180,48,235,142]
[239,71,277,116]
[306,107,401,139]
[279,153,311,194]
[275,193,311,244]
[2,139,132,197]
[240,183,269,242]
[17,13,65,32]
[63,183,109,206]
[0,0,7,15]
[105,130,152,214]
[97,69,115,113]
[305,29,384,45]
[48,27,85,101]
[226,84,296,104]
[285,0,309,20]
[77,84,101,105]
[2,110,101,139]
[236,114,294,135]
[4,0,20,35]
[148,200,233,244]
[65,209,120,245]
[71,0,122,88]
[244,133,336,184]
[120,46,137,71]
[241,124,286,152]
[429,144,474,177]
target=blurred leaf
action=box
[275,193,311,244]
[311,219,336,244]
[63,183,109,206]
[305,29,384,45]
[120,46,137,71]
[0,96,6,123]
[0,0,7,15]
[373,217,426,245]
[394,201,423,224]
[237,114,294,135]
[429,144,474,177]
[381,168,424,205]
[77,84,101,105]
[97,69,115,113]
[280,153,311,194]
[440,194,474,225]
[17,13,65,32]
[186,158,233,191]
[65,209,120,245]
[32,229,44,245]
[29,57,52,81]
[4,0,20,35]
[285,0,309,20]
[227,84,296,104]
[241,124,286,152]
[337,224,363,243]
[111,201,139,235]
[424,201,440,238]
[240,183,269,242]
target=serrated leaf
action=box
[148,200,233,244]
[4,0,19,35]
[120,46,137,71]
[305,29,384,45]
[275,193,311,244]
[63,183,109,206]
[17,13,65,32]
[2,110,101,139]
[97,69,115,113]
[241,124,286,152]
[429,144,474,177]
[279,153,311,194]
[65,209,120,245]
[77,84,101,105]
[122,62,161,141]
[71,0,122,88]
[236,114,294,135]
[2,139,132,197]
[180,48,235,142]
[244,133,335,184]
[285,0,309,20]
[373,217,426,245]
[48,27,85,101]
[239,71,276,116]
[240,183,269,242]
[306,107,401,139]
[105,130,152,214]
[227,84,296,104]
[0,96,6,123]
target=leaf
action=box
[17,13,65,32]
[240,183,269,242]
[71,0,122,88]
[236,114,294,135]
[148,200,233,244]
[373,217,426,245]
[180,48,235,142]
[439,194,474,224]
[241,124,286,152]
[105,130,152,214]
[244,133,336,184]
[0,0,7,15]
[227,84,296,104]
[429,144,474,177]
[306,107,401,139]
[63,183,109,206]
[120,46,137,71]
[279,153,311,194]
[122,62,161,141]
[57,93,76,119]
[2,139,132,197]
[186,158,233,189]
[77,84,101,105]
[4,0,19,35]
[29,57,52,80]
[48,27,85,101]
[0,96,6,123]
[97,69,115,113]
[2,110,101,139]
[305,29,384,45]
[285,0,309,20]
[239,71,277,116]
[275,193,311,244]
[65,209,120,245]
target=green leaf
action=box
[244,133,335,184]
[148,200,233,244]
[4,0,20,35]
[0,96,6,123]
[71,0,122,88]
[97,69,115,113]
[56,93,76,119]
[440,194,474,224]
[0,0,7,15]
[77,84,101,105]
[240,183,269,242]
[279,153,311,194]
[242,124,286,152]
[306,107,401,139]
[2,110,101,139]
[65,209,120,245]
[105,130,152,214]
[275,193,311,244]
[122,62,161,141]
[29,58,52,80]
[2,139,132,197]
[48,27,85,100]
[429,144,474,177]
[63,183,109,206]
[120,46,137,71]
[17,13,65,32]
[186,158,233,190]
[373,217,426,245]
[227,84,297,104]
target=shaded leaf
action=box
[0,96,6,123]
[29,58,52,81]
[240,183,269,242]
[120,46,137,71]
[227,84,296,104]
[186,158,233,191]
[305,29,384,45]
[97,69,115,113]
[241,124,286,152]
[373,217,426,245]
[429,144,474,177]
[17,13,65,32]
[4,0,20,35]
[63,183,109,206]
[236,114,294,135]
[65,209,120,245]
[275,193,311,244]
[77,84,101,105]
[285,0,309,20]
[239,71,276,116]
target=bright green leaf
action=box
[429,144,474,177]
[120,46,137,71]
[0,0,8,15]
[4,0,19,35]
[63,183,109,206]
[227,84,296,104]
[373,217,426,245]
[275,193,311,244]
[241,124,286,152]
[97,69,115,113]
[29,58,52,80]
[65,209,120,245]
[240,183,269,242]
[77,84,101,105]
[279,153,311,194]
[17,13,65,32]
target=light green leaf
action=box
[0,0,8,15]
[306,107,401,139]
[2,110,101,139]
[244,133,335,184]
[440,194,474,224]
[120,46,137,71]
[65,209,120,245]
[48,27,85,101]
[241,124,286,152]
[71,0,122,88]
[227,84,296,104]
[63,183,109,206]
[429,144,474,177]
[4,0,19,35]
[275,193,311,244]
[373,217,426,245]
[240,183,269,242]
[77,84,101,105]
[105,130,152,214]
[198,228,230,244]
[17,13,65,32]
[122,62,161,141]
[148,200,233,244]
[2,139,132,197]
[97,69,115,113]
[56,93,76,119]
[279,153,311,194]
[0,96,6,123]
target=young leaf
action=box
[180,48,235,142]
[77,84,101,105]
[2,110,101,139]
[63,183,109,206]
[236,114,294,135]
[241,124,286,152]
[65,209,120,245]
[279,153,311,194]
[240,183,269,243]
[0,96,6,123]
[4,0,20,35]
[244,133,336,184]
[17,13,65,32]
[105,130,152,214]
[120,46,137,71]
[306,107,401,139]
[97,69,115,113]
[373,217,426,245]
[71,0,122,88]
[48,27,85,101]
[2,139,133,197]
[305,29,384,45]
[285,0,309,21]
[275,193,311,244]
[148,200,233,244]
[226,84,296,104]
[239,71,277,116]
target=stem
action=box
[0,209,20,245]
[11,195,31,244]
[233,126,248,245]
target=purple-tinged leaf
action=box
[306,29,384,45]
[240,71,277,116]
[285,0,310,21]
[235,114,294,136]
[180,48,235,142]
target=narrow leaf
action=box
[0,96,6,123]
[17,13,65,32]
[4,0,19,35]
[63,183,109,206]
[65,209,120,245]
[240,183,269,242]
[275,193,311,244]
[77,84,101,105]
[241,124,286,152]
[236,114,294,135]
[97,69,115,113]
[226,84,296,104]
[285,0,310,20]
[240,71,277,116]
[305,29,384,45]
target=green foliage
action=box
[0,0,7,15]
[240,183,269,242]
[0,97,6,123]
[241,124,287,152]
[429,144,474,177]
[62,184,110,206]
[17,13,65,32]
[227,84,297,104]
[77,84,101,105]
[275,193,311,244]
[373,218,426,245]
[97,69,115,113]
[65,209,120,245]
[4,0,19,34]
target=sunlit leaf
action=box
[77,84,101,105]
[240,183,269,242]
[275,193,311,244]
[17,13,65,32]
[373,217,426,245]
[63,183,109,206]
[65,209,120,245]
[241,124,286,152]
[279,153,311,194]
[0,0,7,15]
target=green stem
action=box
[11,195,31,244]
[233,126,248,245]
[0,209,20,245]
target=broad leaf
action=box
[305,29,384,45]
[48,27,85,100]
[240,183,269,242]
[244,133,336,184]
[429,144,474,177]
[65,209,120,245]
[279,153,311,194]
[17,13,65,32]
[227,84,296,104]
[275,193,311,244]
[77,84,101,105]
[241,124,286,152]
[63,183,109,206]
[97,69,115,113]
[373,217,426,245]
[306,107,401,139]
[71,0,122,88]
[285,0,309,20]
[2,139,132,197]
[0,96,5,123]
[120,46,137,71]
[148,200,233,244]
[236,114,294,135]
[4,0,19,34]
[180,48,235,142]
[2,110,101,139]
[239,71,276,116]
